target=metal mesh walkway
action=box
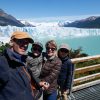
[69,84,100,100]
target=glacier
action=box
[0,25,100,43]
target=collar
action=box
[60,56,69,61]
[5,48,27,65]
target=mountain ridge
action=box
[62,16,100,28]
[1,8,100,28]
[0,9,25,27]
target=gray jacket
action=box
[26,52,42,82]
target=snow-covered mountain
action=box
[20,20,59,27]
[20,20,36,27]
[61,16,100,28]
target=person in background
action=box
[39,40,62,100]
[0,31,34,100]
[57,44,74,100]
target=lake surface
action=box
[28,35,100,56]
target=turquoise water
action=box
[56,36,100,56]
[28,35,100,56]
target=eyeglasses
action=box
[46,47,56,51]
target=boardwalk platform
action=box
[69,83,100,100]
[68,55,100,100]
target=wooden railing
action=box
[71,55,100,92]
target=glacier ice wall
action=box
[0,26,100,43]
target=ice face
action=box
[0,25,100,43]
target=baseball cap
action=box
[59,43,70,51]
[11,31,34,43]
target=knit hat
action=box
[59,43,70,51]
[32,42,43,50]
[11,31,34,43]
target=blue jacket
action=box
[57,56,74,90]
[0,48,34,100]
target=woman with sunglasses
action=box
[39,40,62,100]
[57,44,74,100]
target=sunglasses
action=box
[59,48,69,53]
[33,47,42,52]
[15,39,29,45]
[46,47,56,51]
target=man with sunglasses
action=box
[0,31,34,100]
[57,44,74,100]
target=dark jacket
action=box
[40,53,62,94]
[0,48,34,100]
[57,56,74,90]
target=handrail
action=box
[74,73,100,85]
[71,55,100,64]
[73,80,100,92]
[70,55,100,92]
[75,64,100,74]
